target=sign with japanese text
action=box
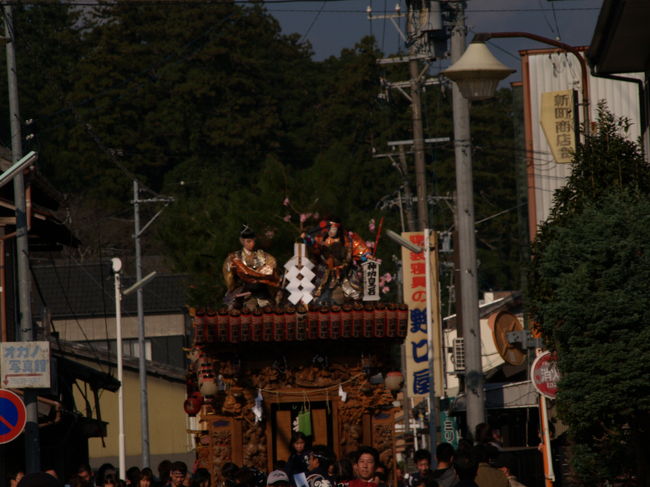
[540,89,576,164]
[362,260,381,301]
[401,231,444,398]
[531,351,560,399]
[440,409,459,449]
[0,341,51,388]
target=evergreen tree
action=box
[1,4,522,305]
[529,104,650,486]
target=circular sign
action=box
[531,351,560,399]
[0,389,26,444]
[490,311,526,366]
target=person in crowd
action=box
[474,424,502,451]
[140,469,155,487]
[306,445,335,487]
[348,446,379,487]
[233,469,255,487]
[330,458,354,487]
[191,469,211,487]
[492,456,526,487]
[127,468,141,486]
[474,424,491,445]
[70,475,91,487]
[157,461,173,487]
[411,474,437,487]
[453,450,479,487]
[287,432,311,482]
[102,474,118,487]
[394,462,406,487]
[266,471,290,487]
[96,465,117,487]
[474,446,508,487]
[8,469,25,487]
[222,463,240,487]
[17,472,62,487]
[44,469,59,480]
[371,463,388,487]
[405,449,433,487]
[431,443,458,487]
[76,465,93,486]
[168,462,188,487]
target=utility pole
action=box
[133,179,150,468]
[398,146,417,232]
[373,1,444,231]
[4,5,40,472]
[133,180,172,468]
[449,1,485,435]
[407,3,428,231]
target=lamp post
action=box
[112,258,157,478]
[443,30,585,467]
[441,16,515,437]
[444,32,591,134]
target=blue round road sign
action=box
[0,389,26,444]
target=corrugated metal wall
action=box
[522,48,643,236]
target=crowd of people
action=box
[220,430,526,487]
[9,461,208,487]
[9,426,526,487]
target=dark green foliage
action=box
[4,5,520,307]
[528,105,650,486]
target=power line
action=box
[299,0,327,42]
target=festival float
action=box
[184,219,407,481]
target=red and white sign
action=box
[0,389,26,444]
[531,351,560,399]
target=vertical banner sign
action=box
[439,409,460,449]
[540,89,576,164]
[401,232,444,397]
[0,341,51,388]
[362,260,381,301]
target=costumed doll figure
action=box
[223,225,280,310]
[305,218,373,305]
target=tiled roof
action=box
[191,303,408,344]
[31,263,189,319]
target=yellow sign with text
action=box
[401,231,444,398]
[540,89,576,164]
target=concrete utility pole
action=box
[133,179,150,468]
[373,1,440,231]
[4,5,40,472]
[449,1,486,435]
[398,146,418,232]
[407,3,429,231]
[133,180,172,468]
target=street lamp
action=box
[444,32,591,133]
[112,258,157,479]
[442,41,514,101]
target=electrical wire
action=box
[380,0,387,53]
[537,0,556,38]
[550,1,562,41]
[299,0,327,43]
[44,252,110,374]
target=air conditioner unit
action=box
[453,337,465,372]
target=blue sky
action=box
[267,0,603,73]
